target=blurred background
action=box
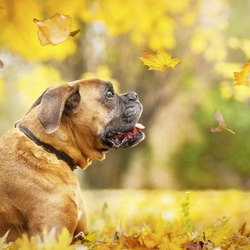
[0,0,250,189]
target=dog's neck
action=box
[16,107,107,169]
[18,126,78,171]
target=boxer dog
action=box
[0,78,144,242]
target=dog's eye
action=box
[106,89,114,99]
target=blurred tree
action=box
[1,0,250,188]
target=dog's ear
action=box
[29,84,80,134]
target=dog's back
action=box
[0,129,28,240]
[0,128,83,242]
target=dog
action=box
[0,78,145,242]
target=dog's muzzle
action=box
[101,91,145,149]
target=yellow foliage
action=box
[227,38,250,58]
[215,62,241,79]
[190,28,227,61]
[18,65,62,106]
[0,0,78,60]
[234,85,250,103]
[0,0,199,60]
[1,190,250,249]
[0,0,239,63]
[43,0,88,22]
[227,36,241,50]
[219,81,250,102]
[241,39,250,56]
[88,0,196,50]
[218,80,250,103]
[181,11,197,27]
[216,62,250,102]
[219,81,233,101]
[81,65,120,93]
[148,16,175,50]
[10,227,74,250]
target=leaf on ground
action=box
[53,227,75,250]
[184,241,203,250]
[123,235,148,249]
[210,109,235,134]
[185,240,213,250]
[0,60,4,68]
[33,13,80,46]
[234,59,250,87]
[139,48,181,72]
[83,231,98,243]
[238,222,247,235]
[0,231,9,249]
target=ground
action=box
[2,190,250,249]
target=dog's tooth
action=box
[135,123,145,129]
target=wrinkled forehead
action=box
[67,78,111,89]
[67,79,85,86]
[67,78,113,97]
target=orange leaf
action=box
[123,235,147,249]
[33,13,80,46]
[234,59,250,87]
[0,60,4,68]
[210,109,235,134]
[139,48,181,72]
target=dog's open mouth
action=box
[103,123,145,149]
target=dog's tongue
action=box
[135,123,145,130]
[114,123,145,142]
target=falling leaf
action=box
[234,59,250,87]
[33,13,80,46]
[139,48,181,72]
[210,109,235,134]
[0,60,4,68]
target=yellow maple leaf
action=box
[234,59,250,87]
[33,13,80,46]
[139,48,181,72]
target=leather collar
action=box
[18,126,77,171]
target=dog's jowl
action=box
[0,78,145,242]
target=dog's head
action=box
[19,79,145,168]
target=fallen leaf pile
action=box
[1,190,249,249]
[33,13,80,46]
[139,48,181,72]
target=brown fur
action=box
[0,78,144,242]
[0,79,114,242]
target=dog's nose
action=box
[127,92,138,101]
